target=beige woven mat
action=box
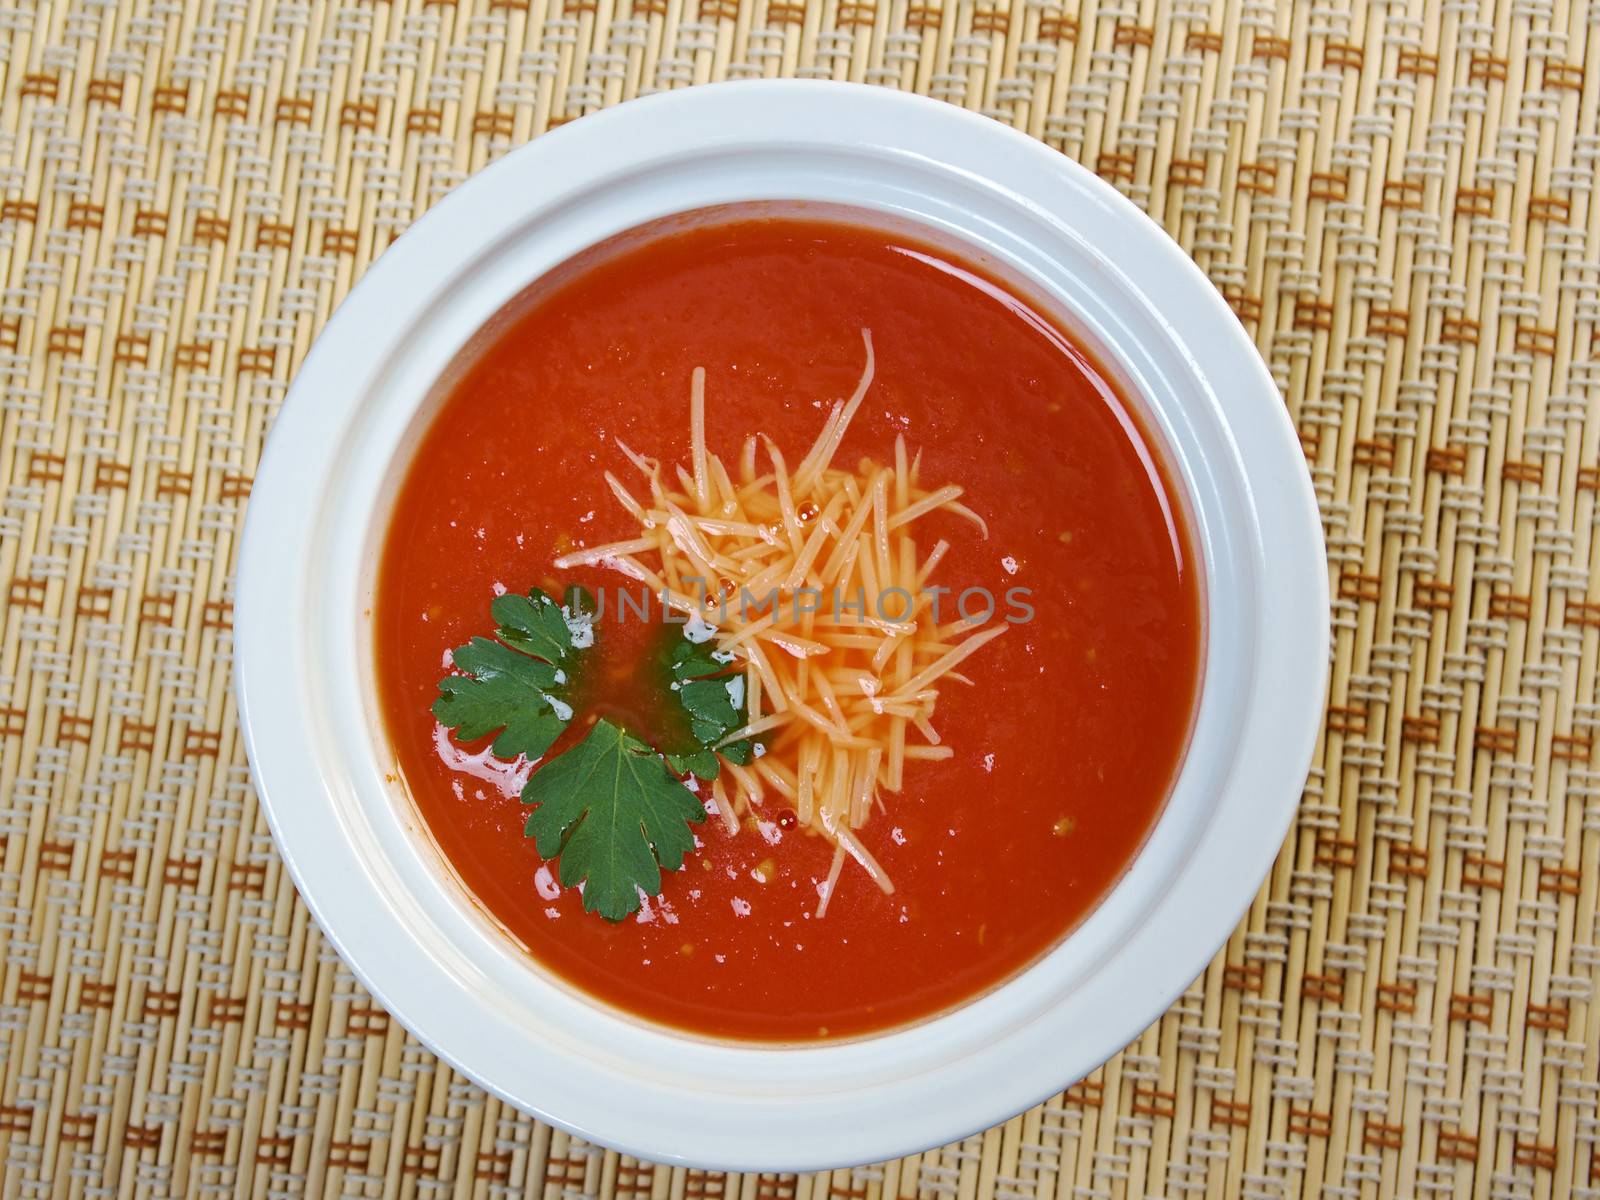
[2,0,1599,1193]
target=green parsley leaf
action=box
[719,738,755,766]
[492,592,576,662]
[679,677,739,727]
[658,632,757,780]
[667,637,730,682]
[433,586,580,761]
[523,718,706,921]
[664,747,720,780]
[435,592,759,921]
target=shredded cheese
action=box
[554,330,1004,912]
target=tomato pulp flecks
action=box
[375,216,1202,1040]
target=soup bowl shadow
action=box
[236,79,1329,1171]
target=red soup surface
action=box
[376,216,1202,1040]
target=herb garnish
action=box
[662,636,756,781]
[433,586,751,921]
[523,719,704,921]
[432,588,584,761]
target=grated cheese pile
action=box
[553,331,1004,914]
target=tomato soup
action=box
[375,215,1201,1040]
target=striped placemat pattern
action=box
[2,0,1598,1195]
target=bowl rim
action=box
[235,78,1329,1170]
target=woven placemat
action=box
[2,0,1598,1194]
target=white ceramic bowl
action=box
[236,80,1328,1170]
